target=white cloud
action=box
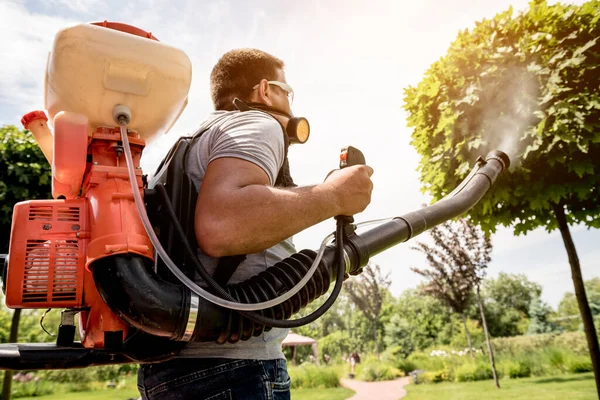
[46,0,106,14]
[0,2,76,122]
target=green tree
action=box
[527,297,560,334]
[383,289,453,353]
[384,314,414,358]
[403,1,600,392]
[483,272,542,318]
[318,330,352,362]
[480,273,543,338]
[344,263,391,357]
[294,288,351,340]
[411,219,481,359]
[1,125,52,251]
[0,125,51,399]
[557,277,600,331]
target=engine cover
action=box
[5,199,87,308]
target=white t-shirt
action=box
[179,110,294,360]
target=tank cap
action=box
[21,110,48,128]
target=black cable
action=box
[155,183,345,328]
[40,308,56,337]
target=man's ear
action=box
[256,79,274,106]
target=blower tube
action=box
[93,122,509,344]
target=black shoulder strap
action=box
[212,255,247,286]
[179,111,294,286]
[181,116,249,286]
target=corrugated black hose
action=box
[155,183,346,328]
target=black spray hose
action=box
[93,150,509,345]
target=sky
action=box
[0,0,598,309]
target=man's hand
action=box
[322,165,374,216]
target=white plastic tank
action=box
[44,22,192,143]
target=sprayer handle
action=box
[335,146,366,225]
[339,146,365,169]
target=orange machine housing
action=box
[6,125,153,348]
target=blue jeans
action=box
[137,358,291,400]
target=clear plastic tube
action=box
[119,122,334,311]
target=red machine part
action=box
[91,21,159,40]
[79,127,154,347]
[83,127,153,266]
[6,123,154,348]
[5,199,87,308]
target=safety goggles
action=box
[253,81,294,105]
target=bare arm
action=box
[195,157,373,257]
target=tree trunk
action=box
[553,203,600,398]
[292,346,297,366]
[2,309,21,400]
[460,312,474,360]
[373,322,380,358]
[477,286,500,389]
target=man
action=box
[137,49,373,400]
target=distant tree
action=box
[557,277,600,331]
[411,219,480,358]
[295,288,351,340]
[527,297,560,334]
[318,331,352,362]
[412,218,499,387]
[384,289,453,354]
[344,263,391,356]
[484,272,542,317]
[384,315,414,358]
[482,273,543,337]
[403,1,600,393]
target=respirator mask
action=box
[233,98,310,144]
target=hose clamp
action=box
[182,293,199,341]
[343,249,354,277]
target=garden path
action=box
[340,376,411,400]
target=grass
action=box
[406,372,597,400]
[17,386,354,400]
[18,388,141,400]
[292,387,355,400]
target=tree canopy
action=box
[403,0,600,235]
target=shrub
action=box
[395,358,418,375]
[566,356,593,373]
[545,347,568,373]
[356,361,403,382]
[553,332,589,356]
[499,360,531,379]
[381,345,403,364]
[491,332,588,357]
[11,380,56,398]
[318,331,352,362]
[407,351,446,372]
[288,364,339,389]
[419,367,451,384]
[455,363,492,382]
[37,367,96,384]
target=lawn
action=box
[406,373,597,400]
[18,386,354,400]
[292,387,354,400]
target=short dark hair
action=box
[210,49,285,111]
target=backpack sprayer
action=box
[0,22,509,370]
